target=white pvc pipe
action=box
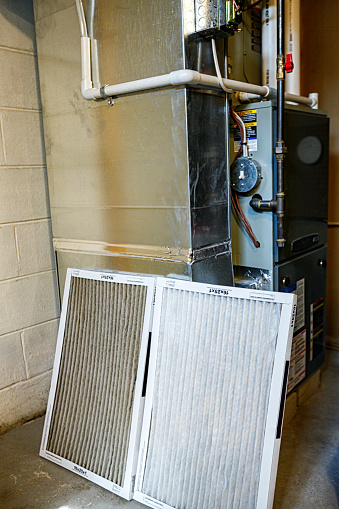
[237,90,317,108]
[262,0,277,89]
[308,93,318,110]
[81,69,270,101]
[81,68,317,108]
[263,0,302,101]
[91,39,101,89]
[285,0,300,97]
[80,37,92,93]
[75,0,315,108]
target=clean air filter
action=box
[134,278,296,509]
[40,269,155,500]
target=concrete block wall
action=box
[0,0,59,434]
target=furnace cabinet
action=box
[231,101,329,391]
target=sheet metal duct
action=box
[33,1,233,292]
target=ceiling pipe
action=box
[237,90,317,108]
[75,0,317,109]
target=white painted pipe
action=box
[236,92,262,102]
[263,0,302,101]
[81,69,270,101]
[75,0,315,108]
[87,0,101,90]
[237,90,317,108]
[308,93,318,109]
[91,39,101,89]
[285,92,313,107]
[285,0,300,97]
[80,37,92,93]
[262,0,277,89]
[82,68,316,108]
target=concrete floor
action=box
[0,350,338,509]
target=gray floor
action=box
[0,350,338,509]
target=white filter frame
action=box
[134,277,296,509]
[40,268,156,500]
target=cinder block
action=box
[0,50,40,110]
[0,332,27,390]
[0,225,19,280]
[283,391,297,427]
[0,271,59,336]
[0,4,35,52]
[297,370,321,407]
[0,371,52,434]
[16,220,55,276]
[22,319,59,378]
[0,168,49,223]
[1,110,45,166]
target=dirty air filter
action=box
[134,278,296,509]
[40,268,155,500]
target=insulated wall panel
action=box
[40,269,155,499]
[135,279,296,509]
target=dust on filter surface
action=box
[46,276,147,486]
[142,287,282,509]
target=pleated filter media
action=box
[135,278,296,509]
[40,269,155,499]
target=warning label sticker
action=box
[233,109,258,152]
[287,329,306,393]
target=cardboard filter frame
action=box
[40,268,155,500]
[41,270,296,508]
[134,278,296,509]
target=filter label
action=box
[73,465,88,477]
[233,109,258,152]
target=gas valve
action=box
[284,54,294,73]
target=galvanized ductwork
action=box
[35,1,234,292]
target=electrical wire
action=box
[211,37,259,248]
[233,110,248,157]
[211,39,232,93]
[75,0,88,37]
[230,102,260,248]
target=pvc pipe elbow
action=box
[237,92,262,102]
[309,93,318,109]
[169,70,200,86]
[81,81,96,100]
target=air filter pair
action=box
[41,269,296,508]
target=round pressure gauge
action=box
[231,157,261,193]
